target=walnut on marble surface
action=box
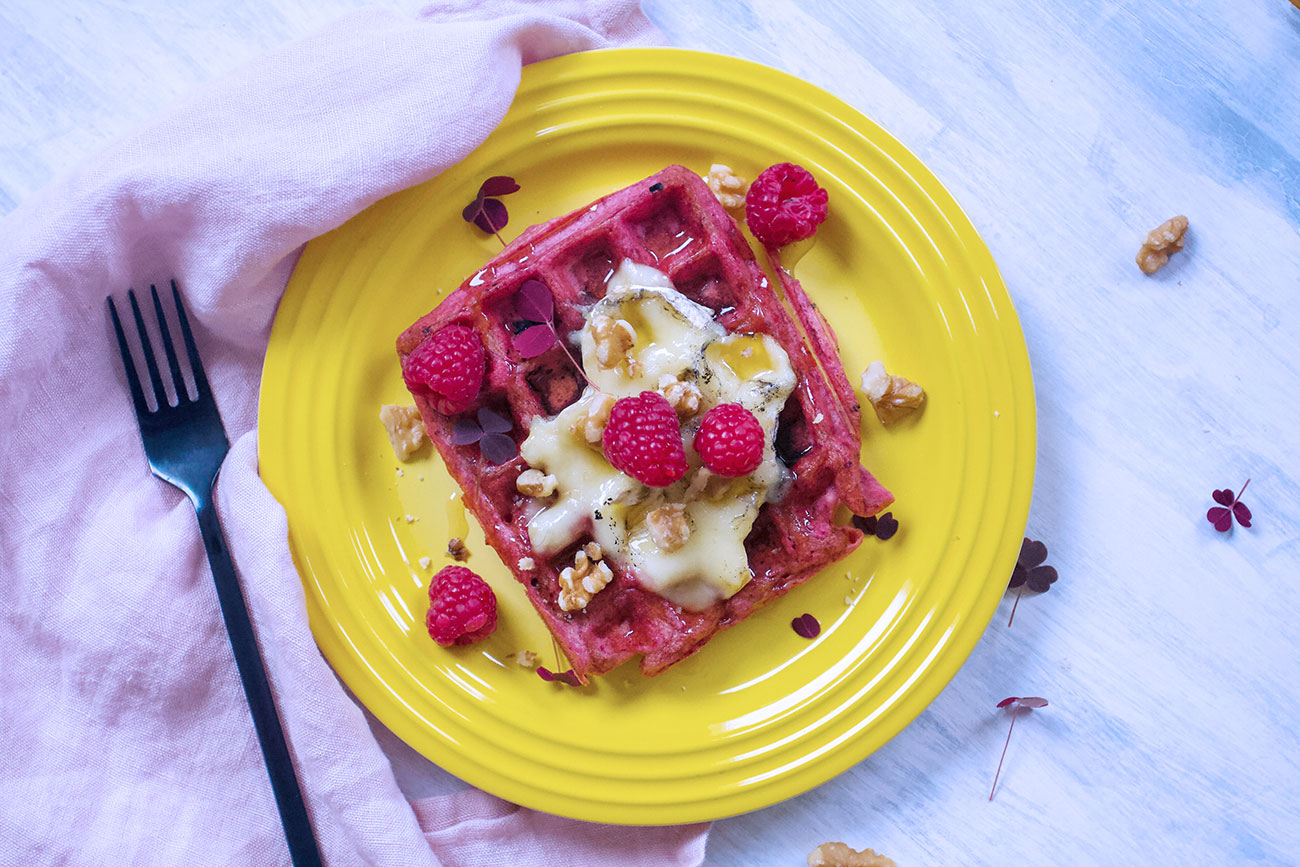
[446,537,469,561]
[557,545,614,612]
[379,404,427,460]
[860,361,926,426]
[571,392,616,444]
[590,314,637,369]
[515,468,557,498]
[807,842,897,867]
[656,373,702,417]
[1136,215,1189,275]
[646,503,691,552]
[705,163,750,210]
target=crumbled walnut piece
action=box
[705,164,750,210]
[656,373,702,417]
[590,314,637,369]
[446,537,469,561]
[516,468,557,498]
[418,556,431,570]
[557,548,614,612]
[379,404,427,461]
[517,557,536,571]
[572,392,617,444]
[646,503,691,552]
[583,541,603,562]
[1136,215,1189,274]
[807,842,897,867]
[860,360,926,425]
[514,650,538,668]
[683,467,733,503]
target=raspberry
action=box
[602,391,688,487]
[402,325,485,415]
[693,403,765,477]
[426,565,497,646]
[744,162,829,248]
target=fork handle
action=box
[195,495,324,867]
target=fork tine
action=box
[151,284,188,402]
[127,289,167,408]
[171,280,210,396]
[107,296,151,418]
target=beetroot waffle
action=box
[397,164,892,679]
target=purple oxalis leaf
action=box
[451,417,484,445]
[479,176,520,197]
[536,667,556,682]
[477,407,513,434]
[1019,697,1049,708]
[1212,489,1235,506]
[479,433,517,465]
[1233,501,1252,527]
[996,697,1019,708]
[513,324,558,359]
[1026,565,1058,593]
[472,198,509,235]
[515,279,554,323]
[1018,539,1048,569]
[1207,506,1232,532]
[791,613,820,639]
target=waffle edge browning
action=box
[397,165,892,679]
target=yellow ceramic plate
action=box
[259,48,1034,825]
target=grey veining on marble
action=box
[4,2,1298,865]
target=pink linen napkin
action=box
[0,2,709,864]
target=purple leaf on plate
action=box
[874,512,899,540]
[536,667,556,682]
[1019,697,1049,708]
[451,417,484,445]
[472,198,509,235]
[791,613,820,639]
[477,407,513,434]
[513,324,557,359]
[1212,488,1235,506]
[479,175,520,197]
[1207,506,1232,532]
[1233,501,1252,527]
[479,433,517,465]
[515,279,554,323]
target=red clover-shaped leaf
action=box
[513,324,558,359]
[536,666,581,687]
[990,695,1049,800]
[451,417,484,445]
[479,176,520,197]
[1206,478,1252,532]
[1017,539,1048,570]
[1007,538,1057,626]
[462,175,519,244]
[476,407,513,435]
[479,433,517,465]
[851,511,899,541]
[515,279,554,323]
[791,613,821,639]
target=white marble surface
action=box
[5,1,1300,865]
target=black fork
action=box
[108,282,323,867]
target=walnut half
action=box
[860,361,925,426]
[1136,215,1188,275]
[557,544,613,612]
[808,842,897,867]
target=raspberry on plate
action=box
[426,565,497,646]
[401,324,485,415]
[602,391,689,487]
[744,162,829,248]
[693,403,765,477]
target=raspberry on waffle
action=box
[397,165,892,680]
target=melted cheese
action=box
[519,260,796,610]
